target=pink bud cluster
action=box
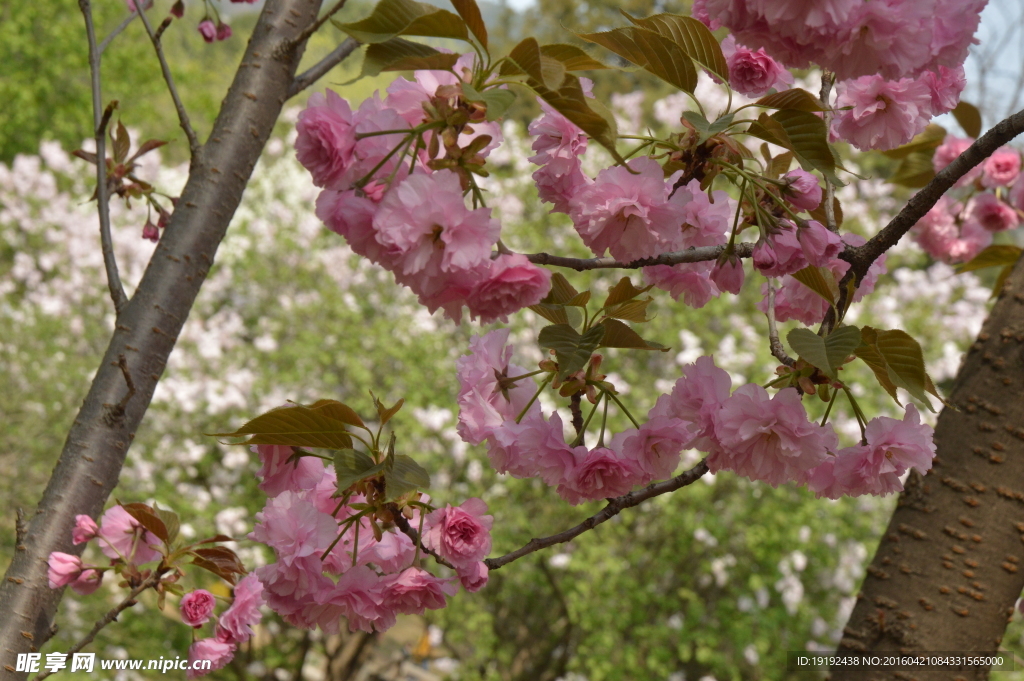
[248,444,492,636]
[295,59,553,324]
[184,574,265,679]
[458,342,936,498]
[47,506,164,594]
[912,138,1024,264]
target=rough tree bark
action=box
[835,254,1024,681]
[0,1,328,676]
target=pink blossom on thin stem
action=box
[180,590,217,627]
[47,552,83,589]
[721,35,794,97]
[423,498,493,569]
[796,219,843,267]
[782,169,822,212]
[456,329,539,445]
[466,253,552,324]
[556,446,642,506]
[187,639,236,679]
[831,404,936,496]
[216,573,265,644]
[965,193,1019,233]
[197,20,217,43]
[72,514,98,545]
[753,228,807,277]
[710,256,745,295]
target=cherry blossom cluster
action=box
[296,59,552,323]
[457,333,937,500]
[696,0,981,150]
[912,137,1024,263]
[179,574,264,678]
[249,444,492,636]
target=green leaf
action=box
[866,327,934,411]
[529,302,572,325]
[604,298,653,323]
[210,405,354,449]
[753,88,826,112]
[790,266,839,305]
[766,150,794,179]
[545,271,580,304]
[681,111,711,136]
[384,454,430,501]
[576,26,698,93]
[881,123,946,159]
[823,325,862,375]
[449,0,487,48]
[597,318,668,351]
[337,0,468,43]
[334,448,385,491]
[952,100,982,138]
[461,82,517,121]
[153,507,180,545]
[565,290,591,307]
[603,277,654,308]
[301,399,366,429]
[538,44,609,71]
[373,395,405,425]
[991,264,1016,299]
[538,323,606,379]
[770,109,843,187]
[785,326,859,380]
[357,38,460,80]
[955,244,1023,273]
[618,11,728,83]
[887,150,935,188]
[854,340,901,403]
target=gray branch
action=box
[289,38,360,98]
[525,241,755,272]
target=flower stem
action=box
[516,374,553,423]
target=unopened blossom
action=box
[216,573,265,644]
[782,169,822,212]
[833,404,936,495]
[187,638,236,679]
[215,23,232,41]
[423,498,493,569]
[981,147,1021,188]
[466,253,552,324]
[966,193,1019,232]
[71,569,103,596]
[72,514,98,544]
[796,219,843,267]
[456,561,490,592]
[833,75,933,151]
[556,446,643,505]
[180,589,217,627]
[710,385,837,486]
[752,229,807,277]
[722,35,794,97]
[710,256,744,295]
[47,552,83,589]
[254,444,324,497]
[197,20,217,43]
[570,156,687,261]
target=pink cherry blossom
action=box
[180,589,217,627]
[753,228,807,277]
[72,514,98,544]
[381,567,458,615]
[254,444,325,497]
[255,556,333,625]
[186,638,236,679]
[796,220,843,267]
[345,97,413,188]
[1010,175,1024,212]
[556,446,642,505]
[966,193,1019,233]
[981,147,1022,188]
[649,355,731,453]
[802,456,845,499]
[352,528,417,574]
[250,491,338,566]
[570,156,687,261]
[709,385,837,487]
[457,561,489,592]
[722,35,794,97]
[373,171,499,277]
[486,411,575,482]
[466,253,552,324]
[833,404,936,496]
[832,75,933,151]
[529,107,588,164]
[97,505,161,564]
[643,262,720,308]
[423,498,493,569]
[676,180,733,248]
[141,220,159,242]
[456,329,539,445]
[216,22,232,41]
[197,20,217,43]
[295,91,357,190]
[47,552,83,588]
[827,1,933,81]
[933,135,980,186]
[313,565,388,634]
[782,169,822,212]
[71,569,103,596]
[911,196,991,264]
[920,65,966,115]
[615,416,692,483]
[533,157,590,214]
[315,189,384,262]
[216,573,265,644]
[710,256,744,295]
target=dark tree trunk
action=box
[835,254,1024,681]
[0,1,324,676]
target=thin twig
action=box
[98,11,138,54]
[392,510,455,570]
[33,572,162,681]
[765,279,795,366]
[289,38,360,98]
[525,242,756,272]
[292,0,349,47]
[78,0,129,314]
[485,459,710,570]
[137,6,201,158]
[818,71,839,234]
[822,106,1024,332]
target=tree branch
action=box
[765,279,795,366]
[32,572,163,681]
[391,511,454,570]
[525,242,755,272]
[97,10,138,54]
[78,0,128,314]
[137,7,201,159]
[289,38,360,98]
[485,459,710,570]
[291,0,349,47]
[818,71,839,234]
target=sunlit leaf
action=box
[337,0,468,43]
[786,326,858,379]
[790,266,838,305]
[577,26,698,93]
[301,399,366,429]
[882,124,946,159]
[373,395,405,425]
[866,326,935,411]
[538,44,610,71]
[566,290,591,307]
[461,82,517,121]
[854,339,901,403]
[153,507,180,545]
[955,245,1023,274]
[358,38,460,80]
[952,100,982,138]
[888,150,935,188]
[991,264,1016,299]
[334,448,385,491]
[753,88,826,112]
[384,454,430,501]
[597,319,668,351]
[604,298,653,323]
[603,277,654,308]
[771,109,843,187]
[619,11,728,83]
[450,0,487,48]
[210,405,354,449]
